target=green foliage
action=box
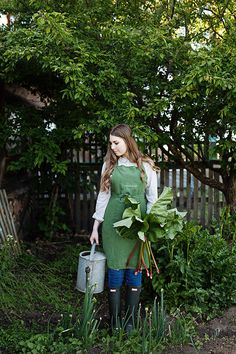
[0,320,40,354]
[18,333,84,354]
[99,289,195,354]
[218,206,236,250]
[0,239,197,353]
[0,242,95,352]
[38,204,70,240]
[151,222,236,317]
[114,187,186,241]
[53,284,99,345]
[0,235,18,273]
[114,187,186,276]
[1,0,236,208]
[168,314,195,346]
[18,284,99,353]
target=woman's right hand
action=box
[89,220,101,245]
[89,229,99,245]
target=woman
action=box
[90,124,158,331]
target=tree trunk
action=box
[223,171,236,214]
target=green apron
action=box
[102,164,147,269]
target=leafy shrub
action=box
[151,222,236,317]
[38,204,70,240]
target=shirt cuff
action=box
[92,213,104,222]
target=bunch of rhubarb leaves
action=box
[113,187,186,278]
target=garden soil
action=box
[164,306,236,354]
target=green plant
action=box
[151,222,236,317]
[57,285,100,345]
[139,288,168,353]
[0,235,19,273]
[0,238,26,319]
[38,204,70,240]
[0,320,38,353]
[18,284,99,353]
[168,311,195,346]
[19,333,84,354]
[114,187,186,277]
[0,242,102,353]
[1,241,199,354]
[219,206,236,251]
[98,290,195,354]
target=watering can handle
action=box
[90,242,96,260]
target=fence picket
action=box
[0,190,21,254]
[172,168,177,208]
[200,169,206,226]
[208,170,213,224]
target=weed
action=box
[168,311,195,345]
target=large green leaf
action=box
[113,188,186,244]
[150,187,173,215]
[148,228,166,242]
[123,205,142,219]
[113,217,133,229]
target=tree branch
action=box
[153,124,225,192]
[167,143,225,192]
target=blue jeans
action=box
[108,268,142,288]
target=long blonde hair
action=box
[100,124,157,192]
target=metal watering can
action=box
[76,243,106,293]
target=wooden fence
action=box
[62,163,224,233]
[1,135,225,239]
[35,136,225,234]
[158,165,225,226]
[37,171,225,234]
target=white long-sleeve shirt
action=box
[93,157,158,222]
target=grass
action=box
[0,240,84,352]
[1,246,79,317]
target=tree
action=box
[0,0,236,211]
